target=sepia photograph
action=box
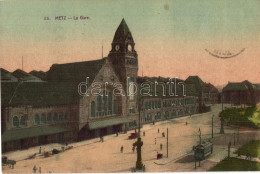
[0,0,260,173]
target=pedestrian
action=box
[153,121,155,125]
[158,128,160,133]
[33,165,37,173]
[121,145,124,153]
[132,146,135,153]
[142,165,146,172]
[160,143,163,150]
[162,132,165,137]
[116,131,118,137]
[39,146,42,154]
[39,167,41,173]
[186,121,188,126]
[155,138,156,144]
[143,131,145,136]
[101,136,104,142]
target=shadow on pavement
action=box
[175,155,194,163]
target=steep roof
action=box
[12,69,43,82]
[47,59,105,84]
[223,80,260,91]
[112,19,134,43]
[1,68,18,82]
[253,84,260,90]
[223,82,248,91]
[185,76,209,93]
[29,70,47,81]
[1,82,78,107]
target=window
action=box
[64,112,68,120]
[47,113,52,122]
[91,101,96,118]
[35,114,40,125]
[59,112,64,121]
[113,99,117,115]
[13,116,19,127]
[41,113,46,124]
[20,115,26,126]
[97,95,102,113]
[53,112,58,122]
[108,92,112,115]
[103,91,107,116]
[128,76,135,100]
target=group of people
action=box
[33,165,41,173]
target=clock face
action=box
[115,45,120,51]
[128,44,132,51]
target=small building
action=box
[222,80,260,106]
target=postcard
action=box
[1,0,260,173]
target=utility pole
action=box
[22,56,24,71]
[136,98,144,170]
[237,127,240,143]
[102,40,104,58]
[228,142,231,159]
[212,115,214,138]
[167,128,168,158]
[233,132,236,146]
[220,93,225,134]
[199,128,201,145]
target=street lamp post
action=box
[136,98,144,170]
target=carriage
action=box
[2,156,16,169]
[128,133,138,139]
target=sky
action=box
[0,0,260,86]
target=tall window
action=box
[128,76,135,100]
[47,113,52,122]
[53,112,58,122]
[64,112,68,120]
[41,113,46,124]
[91,101,96,118]
[20,115,26,126]
[35,114,40,125]
[13,116,19,127]
[103,91,107,116]
[97,95,102,116]
[59,112,64,121]
[113,99,117,115]
[108,92,112,115]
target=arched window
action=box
[13,116,19,127]
[103,91,107,116]
[91,101,96,118]
[41,113,46,124]
[108,92,112,115]
[20,115,26,126]
[113,99,117,115]
[35,114,40,125]
[97,95,102,116]
[53,112,58,122]
[47,113,52,122]
[59,112,64,121]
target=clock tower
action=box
[108,19,138,115]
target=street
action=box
[2,104,260,173]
